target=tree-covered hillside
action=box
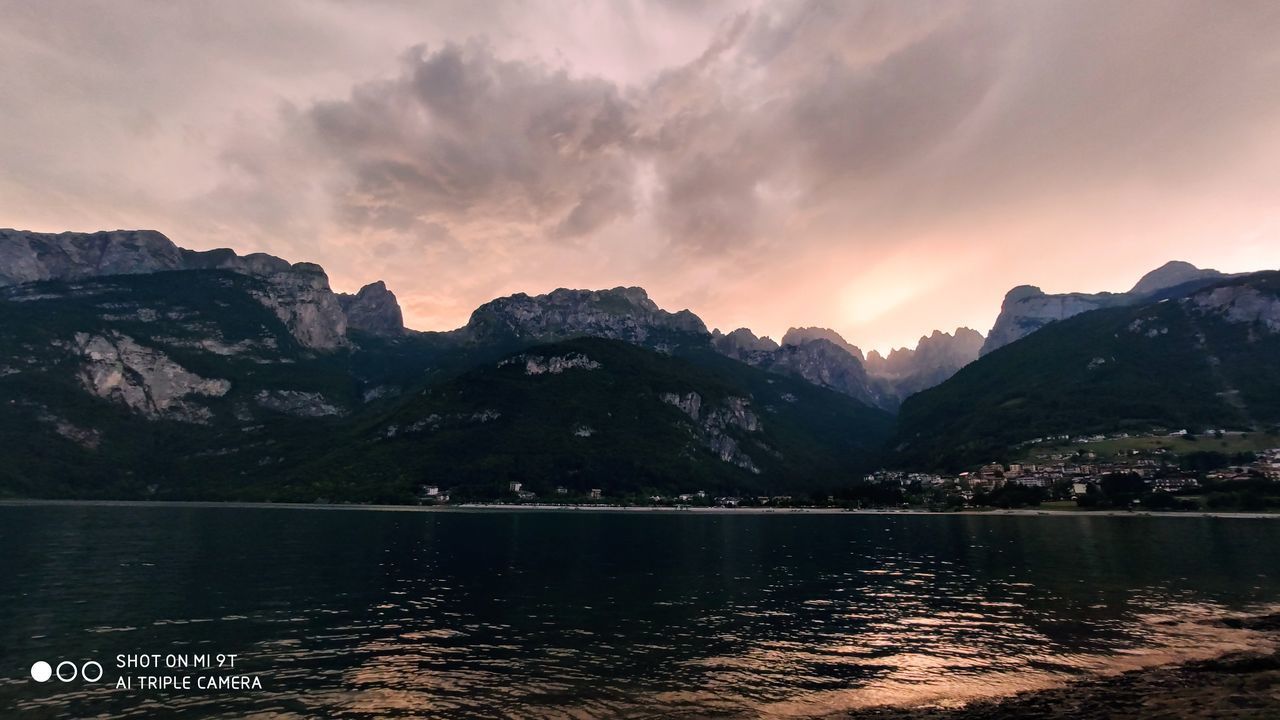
[894,273,1280,469]
[0,272,892,501]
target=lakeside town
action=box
[412,431,1280,513]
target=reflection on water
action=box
[1,505,1278,718]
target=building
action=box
[589,488,602,499]
[509,481,523,493]
[1151,476,1198,492]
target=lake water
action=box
[2,504,1279,718]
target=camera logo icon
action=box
[31,660,103,682]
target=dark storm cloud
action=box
[299,41,639,240]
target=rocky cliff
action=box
[0,229,186,285]
[980,261,1232,356]
[764,339,892,409]
[461,286,708,348]
[73,331,232,423]
[981,286,1128,356]
[338,281,405,336]
[1187,283,1280,333]
[709,327,891,409]
[0,229,401,350]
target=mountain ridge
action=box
[980,261,1234,356]
[897,271,1280,468]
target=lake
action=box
[2,504,1279,718]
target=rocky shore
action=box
[850,614,1280,719]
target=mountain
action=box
[865,327,984,398]
[295,337,893,501]
[711,327,780,356]
[338,281,404,336]
[980,261,1230,356]
[459,286,708,350]
[1130,260,1225,296]
[896,272,1280,469]
[781,327,865,361]
[714,324,987,408]
[0,229,893,501]
[0,228,387,349]
[711,327,892,409]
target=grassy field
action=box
[1022,432,1280,462]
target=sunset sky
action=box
[1,0,1277,353]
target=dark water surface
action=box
[2,504,1279,718]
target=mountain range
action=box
[2,227,1275,499]
[0,229,893,501]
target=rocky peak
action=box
[708,326,893,410]
[1002,285,1045,304]
[780,326,864,361]
[867,327,984,378]
[1131,261,1223,297]
[864,327,984,399]
[711,327,779,359]
[338,281,405,336]
[761,338,889,409]
[461,286,708,346]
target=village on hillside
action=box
[863,430,1280,511]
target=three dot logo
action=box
[30,660,102,683]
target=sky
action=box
[1,1,1278,354]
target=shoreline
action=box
[0,497,1278,519]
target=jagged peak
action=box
[780,326,864,361]
[338,280,404,336]
[711,327,780,355]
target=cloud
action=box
[1,0,1278,352]
[302,40,640,244]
